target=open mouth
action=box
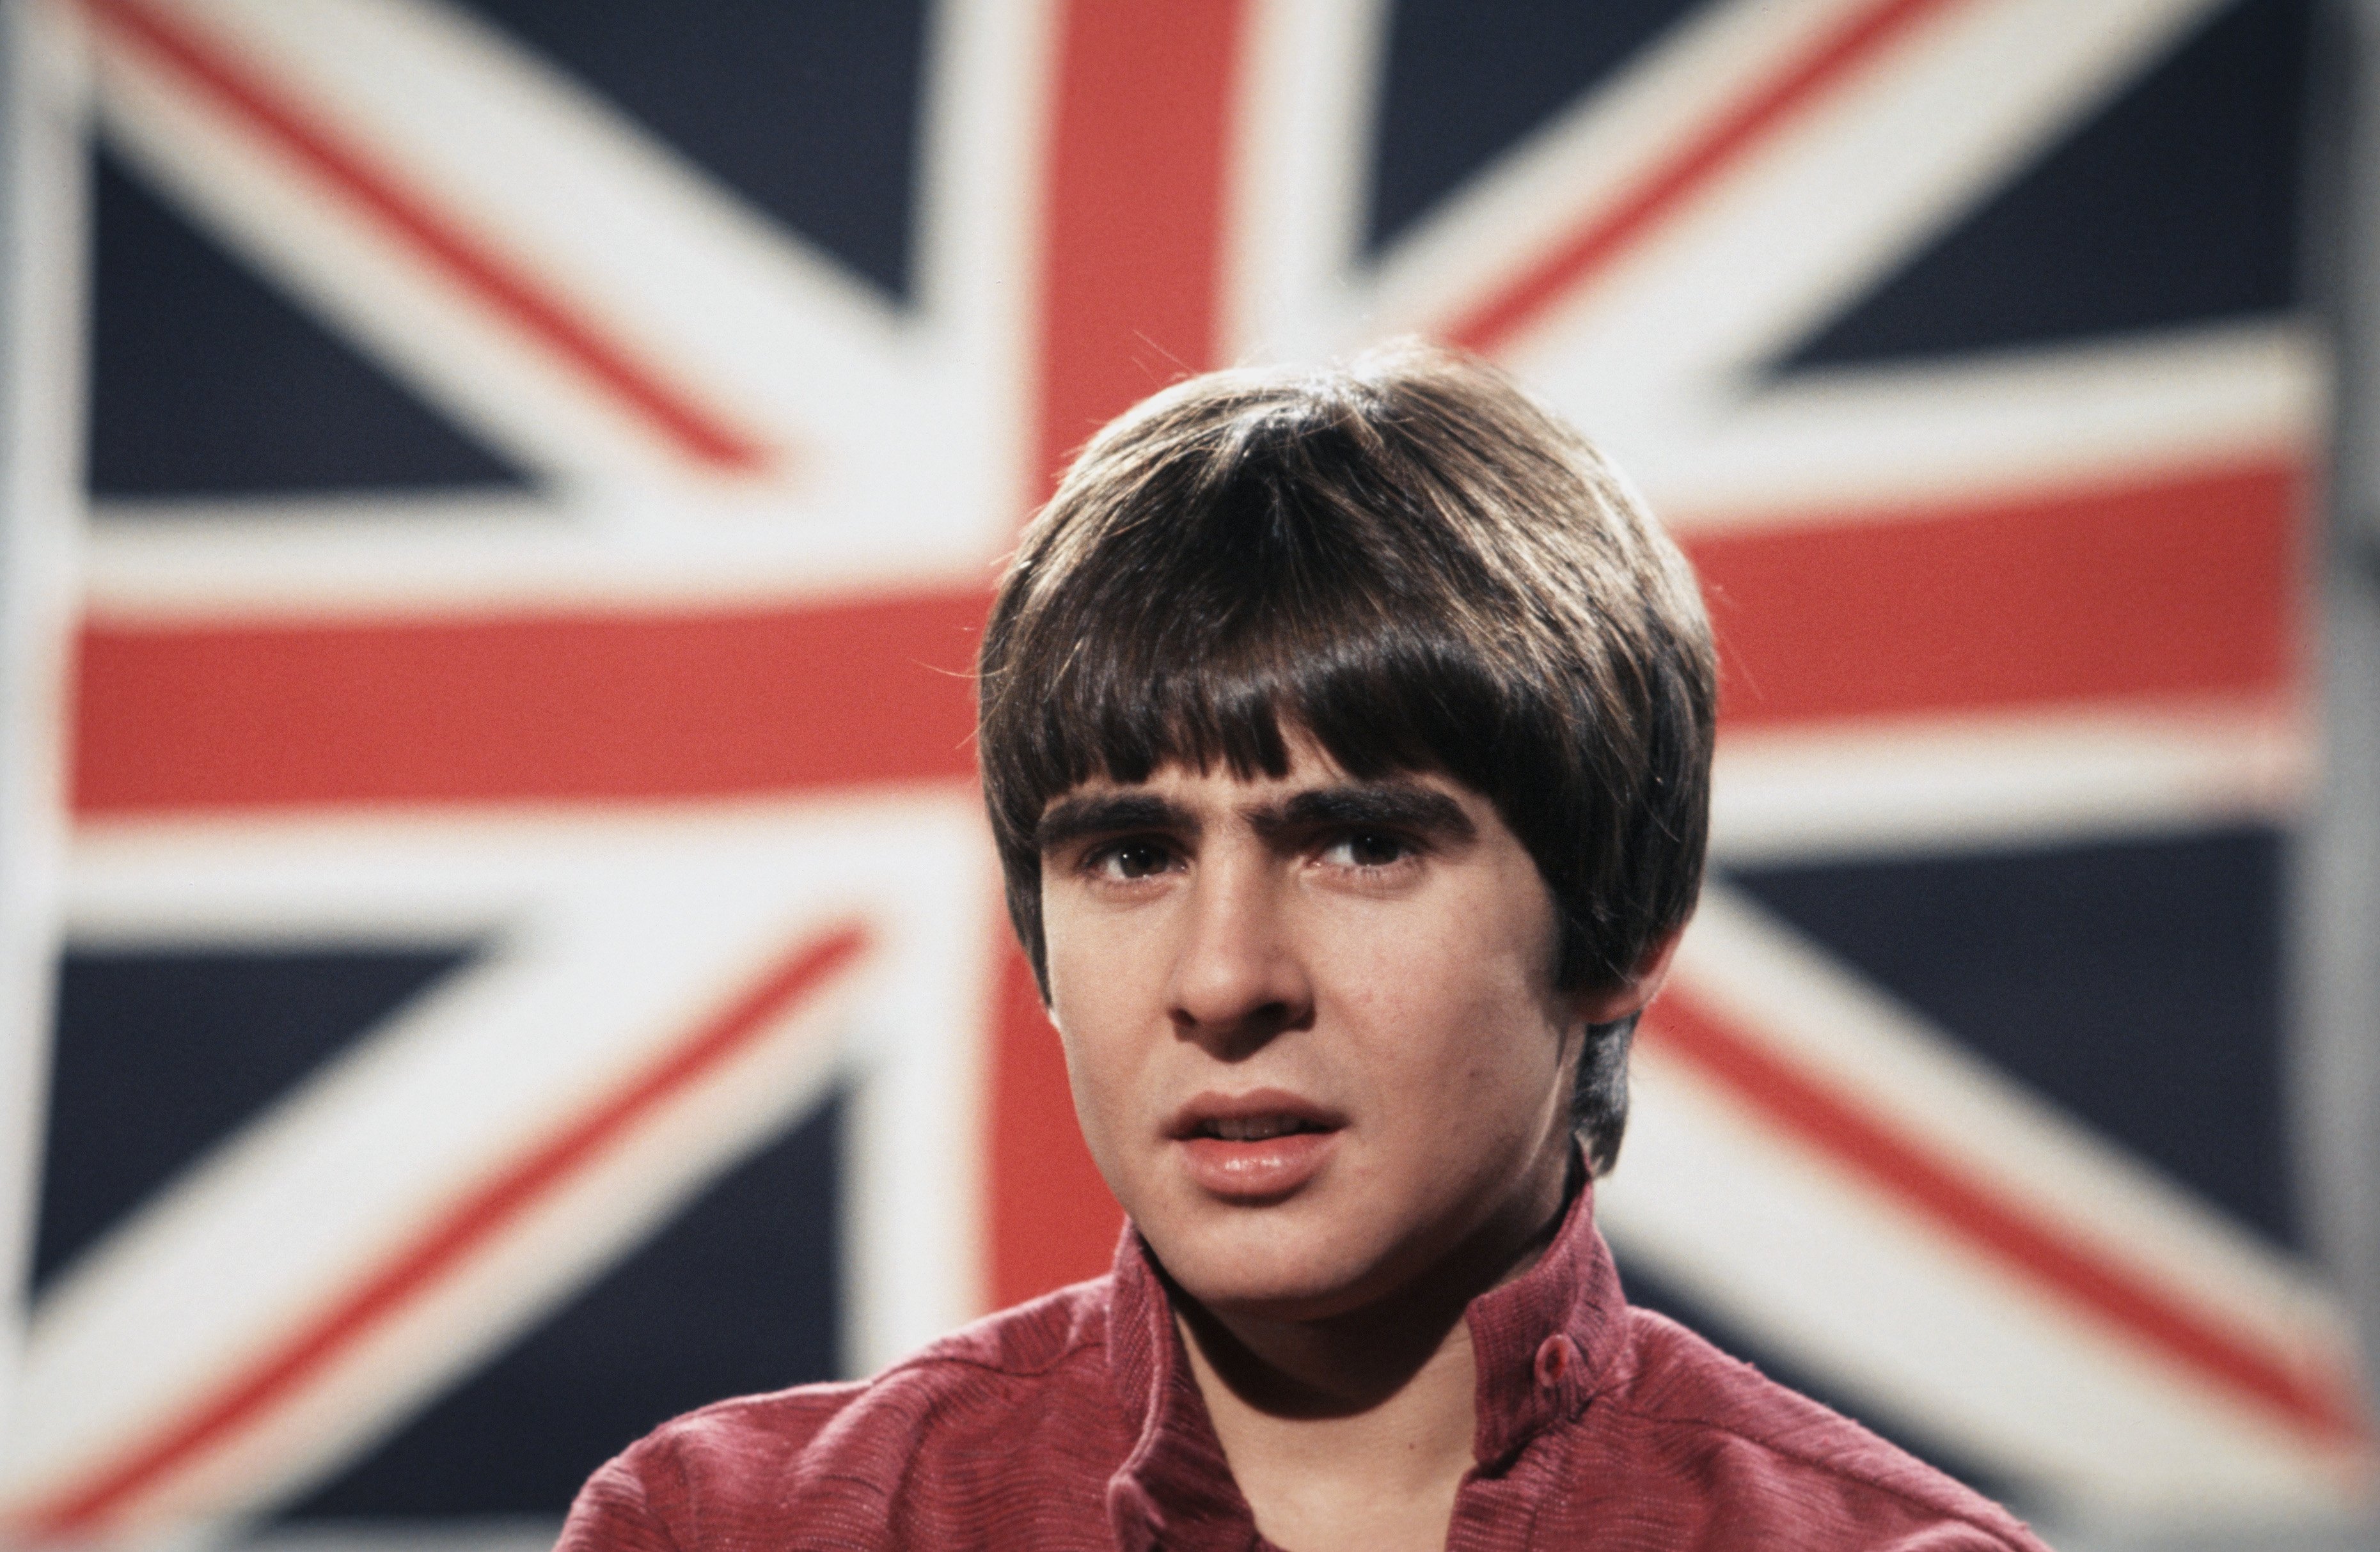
[1168,1089,1346,1143]
[1168,1092,1345,1196]
[1194,1115,1332,1143]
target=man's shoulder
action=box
[1582,1306,2050,1550]
[636,1274,1117,1467]
[557,1278,1125,1549]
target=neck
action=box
[1171,1156,1579,1552]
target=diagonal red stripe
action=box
[1644,987,2368,1447]
[1444,0,1969,355]
[15,923,872,1539]
[81,0,773,474]
[72,589,988,814]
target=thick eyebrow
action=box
[1034,792,1196,854]
[1255,783,1476,842]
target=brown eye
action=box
[1092,840,1173,879]
[1325,831,1412,868]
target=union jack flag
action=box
[0,0,2366,1544]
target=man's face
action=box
[1037,732,1623,1321]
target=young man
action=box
[558,346,2049,1549]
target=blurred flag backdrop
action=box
[0,0,2369,1544]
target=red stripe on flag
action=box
[81,0,773,474]
[67,462,2299,817]
[1691,459,2304,728]
[984,0,1254,1305]
[1644,988,2368,1447]
[1444,0,1969,355]
[1032,0,1249,502]
[987,936,1122,1307]
[17,923,872,1539]
[72,590,988,814]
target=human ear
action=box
[1571,925,1684,1026]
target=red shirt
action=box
[558,1180,2048,1550]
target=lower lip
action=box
[1175,1129,1339,1200]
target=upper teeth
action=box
[1210,1116,1306,1141]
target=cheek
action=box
[1355,897,1568,1141]
[1346,933,1564,1111]
[1047,1003,1136,1201]
[1042,910,1152,1163]
[1041,893,1117,1047]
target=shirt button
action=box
[1534,1333,1578,1389]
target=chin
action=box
[1176,1263,1373,1322]
[1146,1208,1396,1321]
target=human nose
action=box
[1165,850,1312,1051]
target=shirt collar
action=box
[1101,1227,1250,1551]
[1462,1165,1625,1464]
[1101,1158,1625,1548]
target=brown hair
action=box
[977,342,1714,1171]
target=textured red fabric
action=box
[558,1182,2049,1550]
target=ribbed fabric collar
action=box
[1101,1165,1625,1551]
